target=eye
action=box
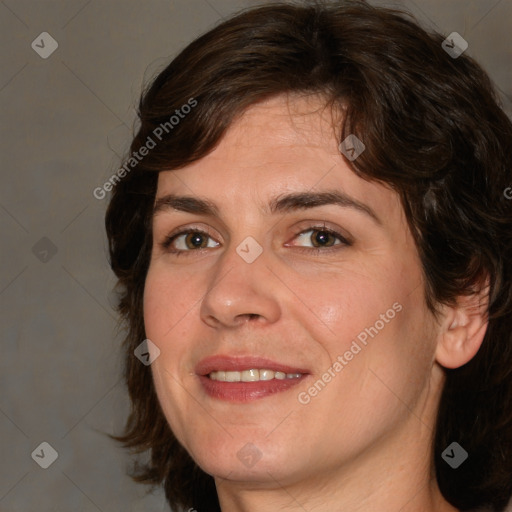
[161,229,219,256]
[160,225,351,257]
[289,226,351,252]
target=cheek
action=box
[288,262,409,357]
[143,268,198,442]
[301,255,433,398]
[143,265,198,342]
[143,266,198,405]
[143,270,166,335]
[308,289,435,442]
[347,285,436,422]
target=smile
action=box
[196,355,310,402]
[208,369,303,382]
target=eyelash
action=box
[160,225,352,257]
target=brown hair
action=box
[105,1,512,510]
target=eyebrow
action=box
[153,190,381,224]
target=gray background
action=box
[1,0,511,511]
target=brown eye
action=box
[162,229,220,255]
[310,230,338,247]
[183,232,209,249]
[293,227,350,250]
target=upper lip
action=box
[195,355,310,376]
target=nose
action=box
[200,242,281,329]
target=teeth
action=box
[241,369,259,382]
[259,369,274,381]
[225,371,240,382]
[208,369,303,382]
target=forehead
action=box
[155,94,402,222]
[200,94,342,170]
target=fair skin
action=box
[144,94,487,512]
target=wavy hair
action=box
[105,1,512,510]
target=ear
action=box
[435,278,490,369]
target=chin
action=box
[189,432,315,487]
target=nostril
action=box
[237,313,260,321]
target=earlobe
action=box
[435,284,490,369]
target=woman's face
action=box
[144,94,441,488]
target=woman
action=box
[106,1,512,510]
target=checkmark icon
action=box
[339,134,365,161]
[236,237,263,263]
[441,441,468,468]
[442,32,468,59]
[31,32,58,59]
[134,339,160,365]
[31,442,58,469]
[32,236,58,263]
[237,443,263,468]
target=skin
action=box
[144,93,487,512]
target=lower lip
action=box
[198,374,307,402]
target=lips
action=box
[195,355,310,402]
[195,355,310,376]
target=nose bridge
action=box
[200,235,280,327]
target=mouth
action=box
[208,369,303,382]
[196,355,310,402]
